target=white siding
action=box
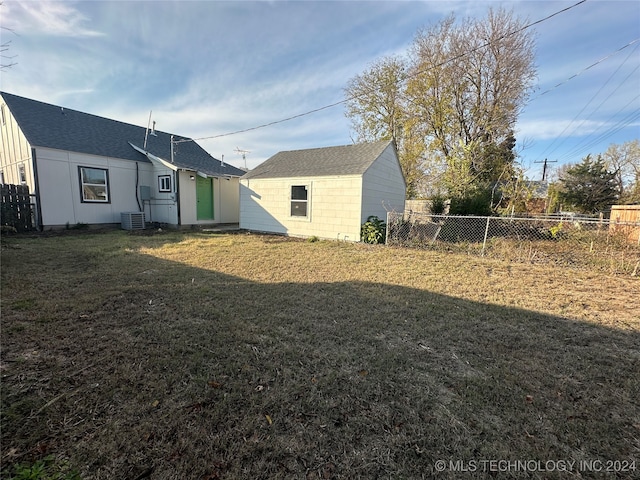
[217,177,240,223]
[240,143,406,242]
[1,98,34,189]
[35,147,154,227]
[240,175,363,241]
[361,143,406,223]
[177,172,239,225]
[145,167,179,225]
[178,170,198,225]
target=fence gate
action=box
[1,184,34,232]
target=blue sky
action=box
[1,0,638,180]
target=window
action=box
[18,164,26,184]
[290,185,308,217]
[0,170,4,184]
[158,175,172,192]
[79,166,109,203]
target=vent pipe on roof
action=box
[151,120,157,136]
[221,154,224,167]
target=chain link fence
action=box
[386,211,640,275]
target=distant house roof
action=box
[242,139,394,180]
[525,181,550,198]
[0,91,245,177]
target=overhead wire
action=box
[534,40,640,161]
[547,62,640,162]
[173,0,588,145]
[555,95,640,163]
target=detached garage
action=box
[240,140,406,241]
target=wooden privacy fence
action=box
[1,184,34,232]
[610,205,640,244]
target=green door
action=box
[196,176,214,220]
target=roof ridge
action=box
[277,138,391,155]
[1,91,192,141]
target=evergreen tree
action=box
[557,155,620,213]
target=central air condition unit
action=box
[121,212,145,230]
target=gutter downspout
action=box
[135,162,142,211]
[175,170,181,226]
[31,147,43,231]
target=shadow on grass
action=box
[1,234,639,479]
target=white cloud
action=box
[4,1,103,38]
[516,118,610,141]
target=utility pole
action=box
[535,158,557,182]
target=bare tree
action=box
[1,2,18,71]
[602,140,640,203]
[345,55,427,198]
[345,7,537,203]
[406,8,536,185]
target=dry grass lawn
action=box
[1,230,639,479]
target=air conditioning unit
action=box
[121,212,145,230]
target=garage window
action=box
[290,185,308,217]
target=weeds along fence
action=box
[386,211,640,275]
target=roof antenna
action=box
[143,110,152,150]
[234,147,250,169]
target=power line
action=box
[184,0,587,144]
[555,97,640,163]
[534,41,640,160]
[531,38,639,102]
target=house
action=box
[239,140,406,241]
[0,91,245,229]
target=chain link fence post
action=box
[481,216,490,256]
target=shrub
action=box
[449,189,492,216]
[361,215,386,244]
[430,195,447,214]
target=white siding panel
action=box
[361,144,406,223]
[35,151,76,226]
[1,99,34,189]
[178,171,197,225]
[240,175,363,240]
[36,147,153,227]
[146,166,178,225]
[218,177,240,223]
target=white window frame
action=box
[18,163,26,184]
[79,166,110,203]
[158,175,172,192]
[290,184,309,218]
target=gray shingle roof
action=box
[242,140,393,180]
[1,91,245,177]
